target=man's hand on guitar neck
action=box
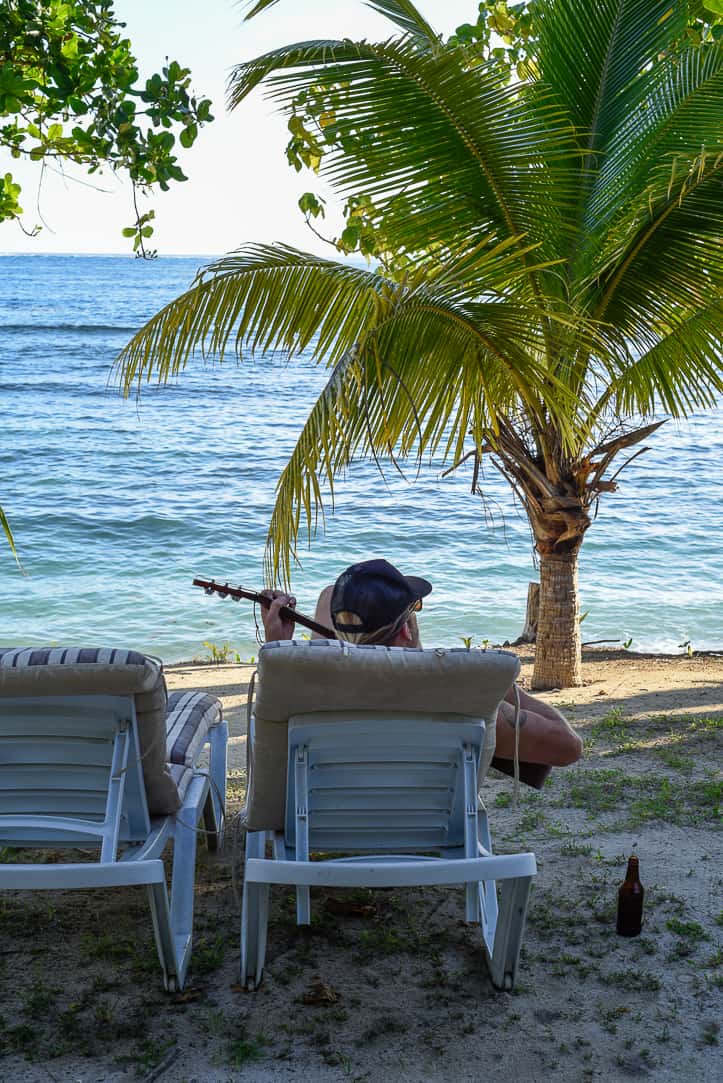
[260,590,297,642]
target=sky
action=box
[1,0,479,256]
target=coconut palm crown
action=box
[119,0,722,688]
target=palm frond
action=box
[227,39,355,106]
[364,1,440,45]
[228,35,582,289]
[573,40,723,289]
[534,0,690,279]
[260,262,605,581]
[536,0,687,157]
[117,247,384,392]
[586,41,723,235]
[117,238,589,417]
[243,0,283,20]
[595,299,723,418]
[0,504,21,568]
[591,151,722,328]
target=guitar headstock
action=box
[193,577,254,604]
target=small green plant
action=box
[665,918,708,941]
[202,641,242,664]
[705,947,723,967]
[559,839,593,857]
[700,1020,719,1046]
[519,806,546,832]
[656,749,694,772]
[459,636,473,649]
[600,969,661,992]
[191,932,226,975]
[132,1037,175,1075]
[589,708,630,743]
[623,637,633,649]
[81,932,134,961]
[21,981,58,1018]
[226,1032,267,1067]
[678,639,694,656]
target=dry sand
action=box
[1,648,721,1082]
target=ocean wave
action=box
[1,323,141,334]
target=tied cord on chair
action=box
[512,681,521,807]
[224,667,259,908]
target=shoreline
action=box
[166,644,723,670]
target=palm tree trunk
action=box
[532,551,582,689]
[488,427,591,689]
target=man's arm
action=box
[495,685,582,766]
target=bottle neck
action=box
[625,856,640,884]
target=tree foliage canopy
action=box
[119,0,722,593]
[0,0,213,253]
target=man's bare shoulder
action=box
[312,584,335,638]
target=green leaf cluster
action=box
[0,0,214,250]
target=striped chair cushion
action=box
[166,690,223,767]
[168,763,195,803]
[0,646,149,670]
[0,647,178,814]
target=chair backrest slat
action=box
[0,694,150,847]
[286,713,483,853]
[0,649,180,816]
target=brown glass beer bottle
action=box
[617,854,644,936]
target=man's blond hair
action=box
[334,610,421,647]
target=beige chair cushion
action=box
[0,647,179,815]
[247,639,520,831]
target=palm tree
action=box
[118,0,722,689]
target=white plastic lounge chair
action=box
[240,640,537,992]
[0,647,228,991]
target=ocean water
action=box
[1,253,721,662]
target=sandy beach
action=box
[1,647,721,1082]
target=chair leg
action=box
[150,776,208,992]
[241,880,270,990]
[147,881,179,992]
[488,875,534,991]
[168,810,202,991]
[240,830,271,989]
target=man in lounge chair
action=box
[261,558,582,770]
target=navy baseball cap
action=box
[330,559,432,635]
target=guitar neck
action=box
[192,577,336,639]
